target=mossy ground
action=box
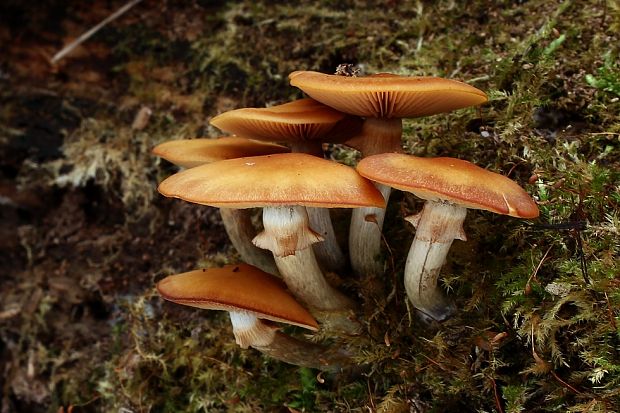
[1,0,618,412]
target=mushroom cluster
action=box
[153,68,539,370]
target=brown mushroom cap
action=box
[158,153,386,209]
[209,98,360,143]
[357,153,539,218]
[157,264,319,330]
[289,71,488,119]
[152,137,289,169]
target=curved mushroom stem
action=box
[349,183,392,277]
[347,117,402,277]
[404,201,467,321]
[290,141,347,273]
[255,331,353,371]
[275,248,354,311]
[253,206,354,311]
[229,312,349,371]
[307,207,347,273]
[220,208,279,276]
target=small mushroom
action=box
[289,71,488,278]
[209,98,361,155]
[153,137,289,275]
[158,153,385,313]
[152,136,290,168]
[210,99,363,272]
[357,153,539,321]
[157,264,350,370]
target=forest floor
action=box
[1,1,619,412]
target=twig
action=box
[588,132,620,137]
[367,378,376,410]
[380,230,395,280]
[51,0,144,64]
[420,353,447,371]
[526,245,553,291]
[531,325,583,396]
[506,161,524,178]
[490,377,504,413]
[379,226,398,306]
[468,75,490,83]
[549,370,582,395]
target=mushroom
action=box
[357,153,539,321]
[209,98,363,273]
[153,137,289,275]
[157,264,351,370]
[152,136,290,168]
[209,98,361,155]
[289,70,488,278]
[158,153,385,312]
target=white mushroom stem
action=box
[307,207,347,272]
[349,183,392,277]
[348,117,402,277]
[275,248,353,311]
[404,200,467,321]
[219,208,279,276]
[289,141,347,273]
[253,206,354,311]
[229,311,277,349]
[229,311,351,370]
[253,205,323,256]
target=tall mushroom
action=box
[153,137,289,275]
[158,153,385,312]
[209,98,363,272]
[157,264,351,370]
[357,153,539,321]
[289,70,488,278]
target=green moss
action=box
[586,52,620,97]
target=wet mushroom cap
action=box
[158,153,386,209]
[157,264,319,330]
[152,137,289,169]
[357,153,539,218]
[210,98,357,143]
[289,71,488,118]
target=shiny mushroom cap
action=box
[158,152,386,209]
[209,98,361,143]
[289,71,488,119]
[152,137,289,169]
[157,263,319,331]
[357,153,539,218]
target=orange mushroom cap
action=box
[209,98,361,143]
[152,137,289,169]
[289,71,488,119]
[357,153,539,218]
[157,264,319,331]
[158,153,386,209]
